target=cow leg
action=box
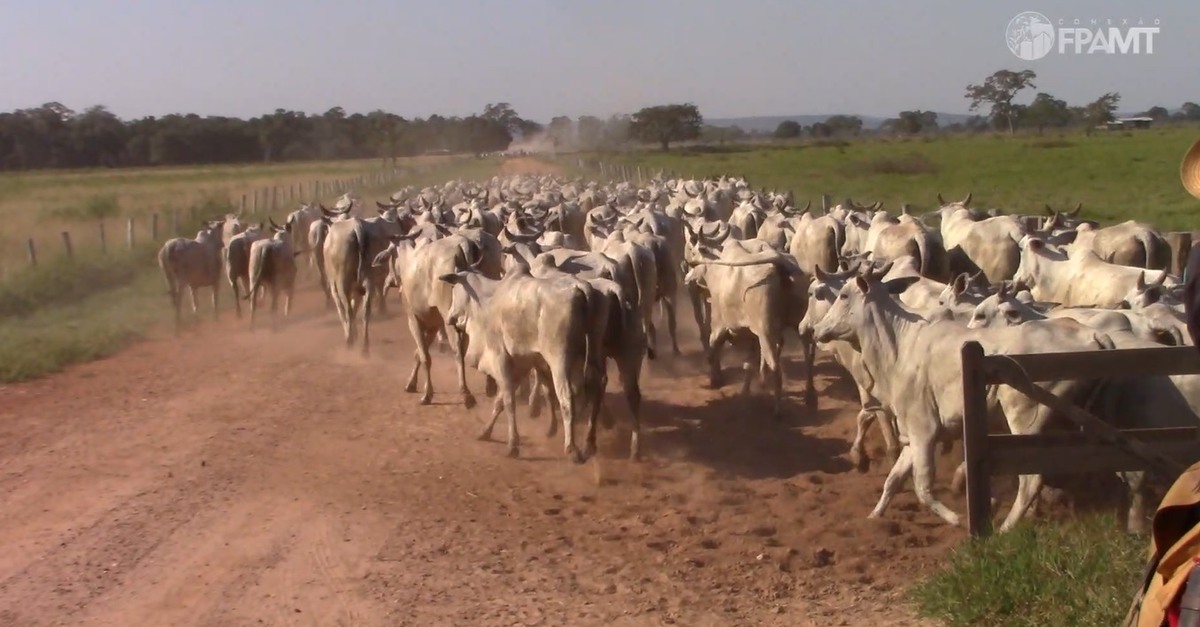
[361,287,372,357]
[618,358,644,462]
[741,338,760,397]
[211,285,219,321]
[688,284,710,352]
[759,333,784,420]
[485,375,498,398]
[496,365,521,458]
[540,373,559,438]
[417,326,437,405]
[270,286,280,332]
[880,411,902,462]
[950,461,967,495]
[869,445,914,520]
[450,326,475,409]
[661,297,681,356]
[404,318,423,393]
[248,286,258,331]
[1121,470,1149,534]
[188,286,200,319]
[550,361,584,464]
[849,408,877,473]
[528,369,545,419]
[1000,473,1044,532]
[800,330,819,412]
[707,328,730,389]
[911,436,960,526]
[581,362,611,461]
[479,396,503,442]
[229,278,242,319]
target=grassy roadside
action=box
[909,515,1146,626]
[0,156,502,383]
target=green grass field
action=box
[569,126,1200,231]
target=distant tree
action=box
[628,103,703,150]
[965,69,1038,134]
[825,115,863,136]
[1179,102,1200,121]
[1143,106,1171,121]
[1022,92,1071,134]
[890,110,938,134]
[548,116,573,147]
[1083,92,1121,127]
[808,122,833,138]
[773,120,802,139]
[576,115,603,147]
[702,124,747,144]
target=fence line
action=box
[960,341,1200,537]
[6,165,409,274]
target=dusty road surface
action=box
[0,282,965,627]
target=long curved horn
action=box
[961,192,972,207]
[1068,202,1082,218]
[937,193,946,206]
[268,216,283,231]
[503,225,544,243]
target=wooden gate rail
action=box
[960,341,1200,537]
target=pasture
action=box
[0,155,502,381]
[571,126,1200,231]
[2,131,1196,624]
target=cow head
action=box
[973,282,1039,329]
[1120,270,1176,311]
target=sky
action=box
[0,0,1196,122]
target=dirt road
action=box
[0,159,965,626]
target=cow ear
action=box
[1027,238,1045,252]
[1136,272,1146,291]
[438,273,460,285]
[883,276,918,294]
[854,275,870,294]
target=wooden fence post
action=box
[172,208,181,235]
[61,231,74,259]
[26,238,37,267]
[127,218,134,249]
[152,213,160,240]
[240,194,247,214]
[252,190,259,215]
[961,341,993,538]
[99,221,107,253]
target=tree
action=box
[1083,92,1121,127]
[547,116,573,148]
[1022,92,1071,134]
[1144,106,1171,122]
[965,69,1037,134]
[808,122,833,138]
[576,115,603,148]
[628,103,703,150]
[1179,102,1200,121]
[890,110,938,134]
[773,120,802,139]
[825,115,863,136]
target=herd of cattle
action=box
[156,171,1195,534]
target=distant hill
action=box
[706,112,979,132]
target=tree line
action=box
[0,102,542,171]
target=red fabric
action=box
[1170,600,1180,627]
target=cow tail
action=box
[570,287,595,403]
[914,234,930,277]
[828,222,845,272]
[352,220,370,296]
[158,243,177,301]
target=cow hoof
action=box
[629,450,642,463]
[420,394,433,406]
[805,390,819,412]
[672,347,682,357]
[849,450,869,474]
[404,382,418,393]
[506,445,520,459]
[463,393,477,410]
[568,446,586,465]
[477,428,493,442]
